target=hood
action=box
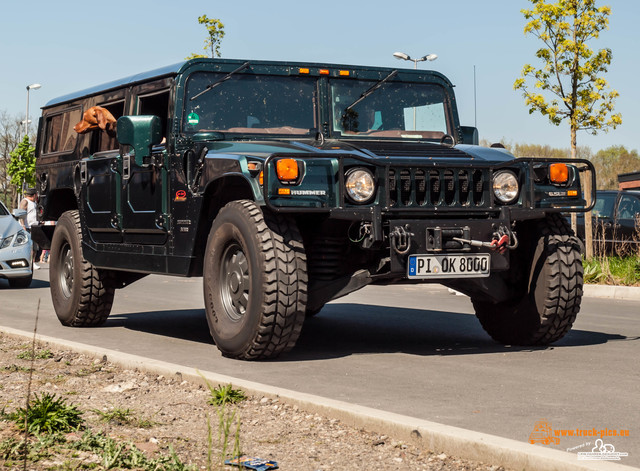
[0,215,23,241]
[204,138,516,163]
[320,140,516,163]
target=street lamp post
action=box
[392,52,437,129]
[25,83,41,137]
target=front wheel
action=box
[203,200,307,360]
[50,210,114,326]
[472,214,583,345]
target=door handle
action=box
[123,154,131,180]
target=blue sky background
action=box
[1,0,637,154]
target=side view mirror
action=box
[12,209,27,220]
[460,126,479,145]
[117,115,162,166]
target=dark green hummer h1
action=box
[33,58,595,360]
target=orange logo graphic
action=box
[529,419,560,445]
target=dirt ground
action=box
[0,332,509,470]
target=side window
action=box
[138,90,170,142]
[43,108,82,154]
[592,193,616,219]
[90,101,125,153]
[617,195,640,220]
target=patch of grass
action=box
[3,364,33,373]
[72,431,195,470]
[584,256,640,286]
[17,348,53,360]
[207,384,246,407]
[14,392,84,435]
[93,407,134,425]
[1,431,194,470]
[93,406,158,429]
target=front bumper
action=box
[387,216,511,276]
[0,243,33,279]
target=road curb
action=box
[583,283,640,301]
[1,326,636,471]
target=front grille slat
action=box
[387,167,489,209]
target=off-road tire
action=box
[203,200,307,360]
[8,275,32,289]
[50,210,115,326]
[472,214,583,345]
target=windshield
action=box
[0,203,9,216]
[330,79,451,140]
[183,72,317,135]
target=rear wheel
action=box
[472,214,583,345]
[203,200,307,360]
[50,210,114,326]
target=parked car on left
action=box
[0,201,33,288]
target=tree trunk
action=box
[572,126,594,259]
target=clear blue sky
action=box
[1,0,637,154]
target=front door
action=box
[120,149,168,245]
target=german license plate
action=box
[407,253,490,279]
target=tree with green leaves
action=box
[8,135,36,197]
[186,15,225,59]
[514,0,621,259]
[590,146,640,190]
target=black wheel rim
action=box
[219,242,250,321]
[59,242,74,299]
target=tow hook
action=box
[453,227,518,254]
[390,225,414,255]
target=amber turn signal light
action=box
[549,163,569,184]
[276,158,299,181]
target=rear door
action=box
[81,100,125,243]
[119,85,171,245]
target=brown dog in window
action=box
[73,106,117,137]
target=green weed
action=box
[207,383,246,407]
[14,392,84,435]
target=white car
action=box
[0,201,33,288]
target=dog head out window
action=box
[90,102,125,153]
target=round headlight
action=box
[345,168,376,204]
[493,170,519,204]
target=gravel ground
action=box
[0,332,509,470]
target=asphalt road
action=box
[1,267,638,467]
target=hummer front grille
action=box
[388,168,488,208]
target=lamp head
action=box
[393,52,410,61]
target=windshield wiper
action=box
[344,69,398,111]
[189,61,251,101]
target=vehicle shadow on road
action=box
[281,303,628,361]
[106,309,213,345]
[0,278,49,289]
[104,303,629,360]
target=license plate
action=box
[407,253,490,279]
